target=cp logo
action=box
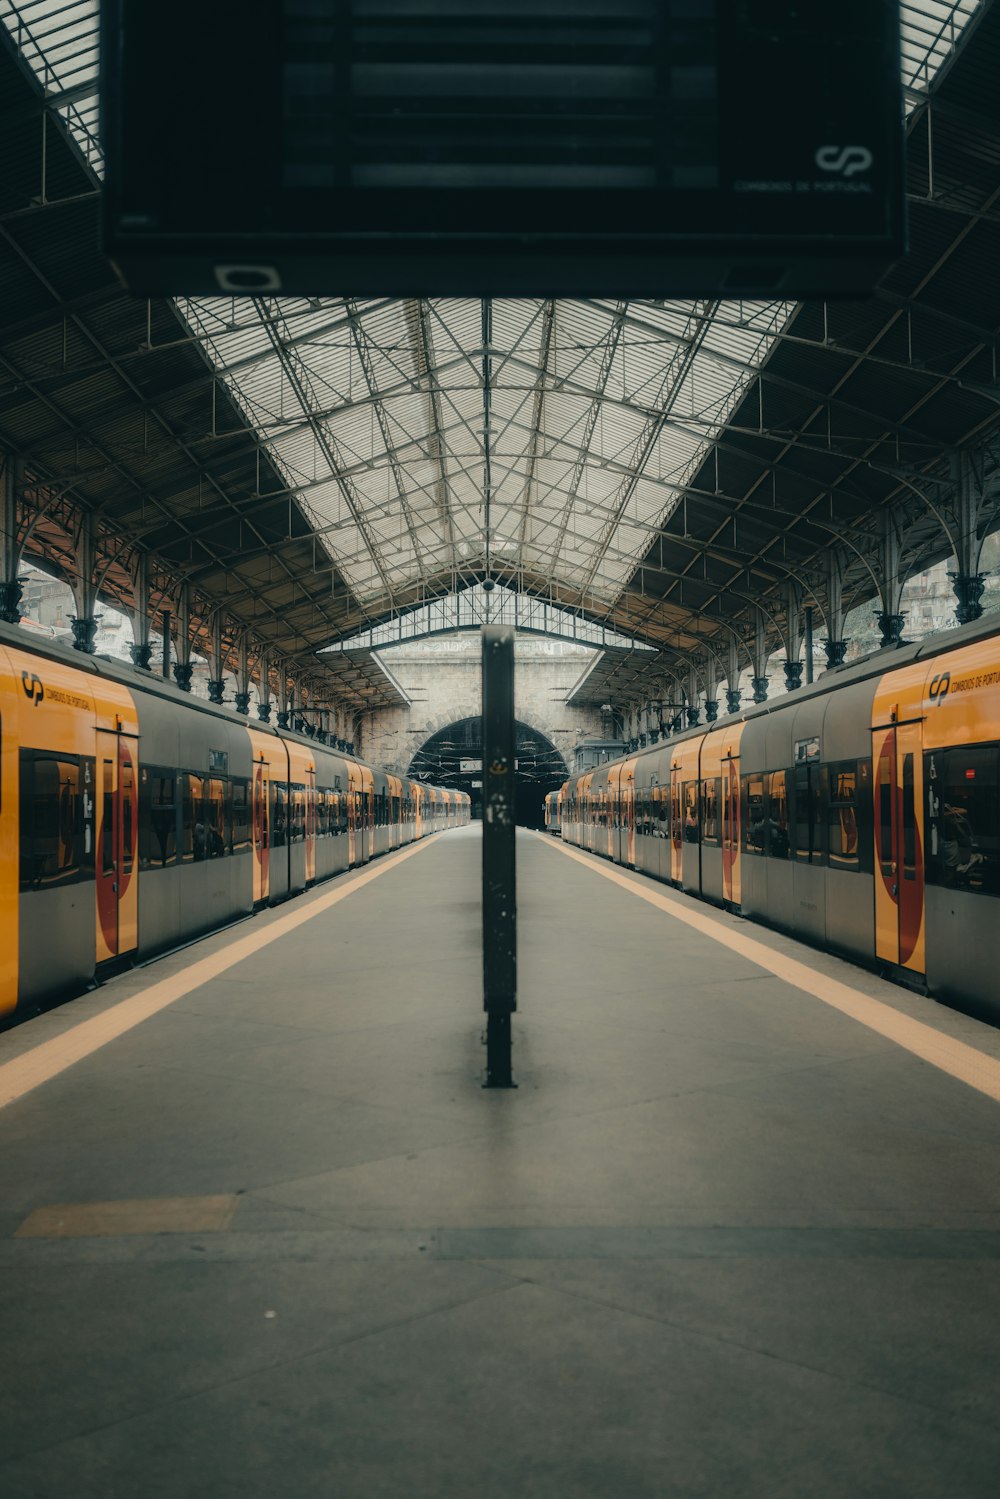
[21,670,44,706]
[929,671,950,705]
[815,145,874,178]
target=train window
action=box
[206,776,226,857]
[19,752,84,890]
[828,762,860,871]
[139,767,177,868]
[671,781,682,849]
[743,773,765,855]
[925,743,999,897]
[272,783,287,848]
[856,759,873,875]
[683,782,699,843]
[102,760,115,876]
[793,765,828,866]
[121,763,135,875]
[290,784,306,841]
[232,778,250,851]
[902,754,916,881]
[657,785,668,837]
[794,767,808,861]
[182,773,206,862]
[877,748,894,878]
[767,771,790,859]
[701,779,720,846]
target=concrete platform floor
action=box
[2,825,1000,1497]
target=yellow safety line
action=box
[537,834,1000,1106]
[0,837,435,1111]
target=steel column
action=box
[481,625,516,1088]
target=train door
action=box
[669,762,683,882]
[361,766,375,861]
[346,762,360,863]
[722,753,741,907]
[874,723,926,974]
[95,730,139,964]
[305,767,316,884]
[621,758,636,867]
[252,759,270,904]
[607,765,620,860]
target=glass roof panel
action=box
[322,582,655,654]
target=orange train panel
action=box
[620,755,637,867]
[870,629,1000,976]
[606,763,620,860]
[359,761,375,858]
[247,727,285,904]
[700,721,745,907]
[287,739,317,883]
[387,773,402,848]
[1,641,140,972]
[669,736,700,883]
[347,759,363,863]
[871,660,929,975]
[83,670,140,965]
[0,644,26,1013]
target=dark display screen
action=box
[103,0,903,296]
[282,0,719,193]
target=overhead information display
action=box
[103,1,904,297]
[281,0,720,194]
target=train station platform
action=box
[3,825,1000,1497]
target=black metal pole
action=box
[161,608,171,679]
[804,605,814,684]
[481,625,516,1088]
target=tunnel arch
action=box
[407,717,568,826]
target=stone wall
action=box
[355,634,605,773]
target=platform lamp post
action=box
[481,624,516,1088]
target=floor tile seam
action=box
[535,836,1000,1103]
[477,1267,1000,1438]
[110,1054,491,1122]
[362,1048,908,1136]
[240,1127,517,1198]
[7,1222,1000,1263]
[0,1276,524,1467]
[166,1003,479,1040]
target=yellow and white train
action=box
[1,622,469,1025]
[561,611,1000,1026]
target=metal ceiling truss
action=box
[1,1,999,723]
